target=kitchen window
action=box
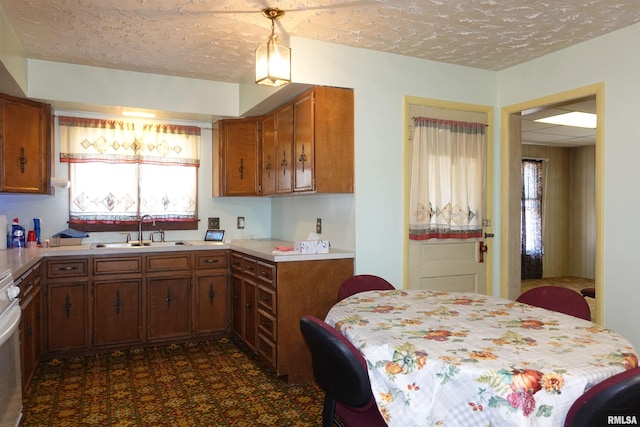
[58,116,201,232]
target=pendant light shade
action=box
[255,8,291,87]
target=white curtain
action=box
[58,116,200,227]
[409,117,486,240]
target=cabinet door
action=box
[215,118,261,196]
[261,112,277,195]
[243,278,257,352]
[293,92,315,192]
[93,279,143,346]
[146,275,191,341]
[47,281,90,352]
[193,271,228,335]
[0,94,52,194]
[275,104,294,194]
[231,272,243,338]
[20,287,42,388]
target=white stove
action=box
[0,269,22,427]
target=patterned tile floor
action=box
[22,338,324,426]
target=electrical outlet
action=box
[237,217,245,229]
[208,217,220,229]
[316,218,322,234]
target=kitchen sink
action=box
[91,241,191,249]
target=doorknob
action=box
[484,233,495,239]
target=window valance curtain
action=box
[59,116,200,166]
[58,116,201,228]
[409,117,486,240]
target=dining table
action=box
[324,289,638,427]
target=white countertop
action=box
[0,238,354,279]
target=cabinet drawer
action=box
[257,285,276,315]
[230,253,243,271]
[257,261,275,285]
[257,309,276,341]
[16,264,41,299]
[257,333,276,367]
[146,253,191,272]
[195,251,227,269]
[242,257,258,276]
[46,258,88,278]
[93,256,142,275]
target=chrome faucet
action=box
[138,214,155,245]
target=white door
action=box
[406,100,492,294]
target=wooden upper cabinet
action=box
[212,118,261,196]
[0,93,53,194]
[293,86,354,193]
[212,85,354,197]
[262,104,293,196]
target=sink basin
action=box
[91,241,191,249]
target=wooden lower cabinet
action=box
[93,279,143,346]
[47,281,91,352]
[146,275,191,341]
[193,251,229,336]
[40,248,352,384]
[230,251,354,383]
[17,263,43,389]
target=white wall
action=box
[497,23,640,350]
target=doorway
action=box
[501,84,604,323]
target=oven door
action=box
[0,304,22,427]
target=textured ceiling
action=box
[1,0,640,83]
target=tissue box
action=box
[294,240,330,254]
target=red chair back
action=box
[564,367,640,426]
[516,285,591,321]
[337,274,394,302]
[299,315,387,427]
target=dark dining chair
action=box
[580,287,596,298]
[564,367,640,427]
[516,285,591,321]
[299,315,387,427]
[337,274,395,302]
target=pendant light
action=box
[255,8,291,87]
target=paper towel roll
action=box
[51,177,71,189]
[0,215,7,249]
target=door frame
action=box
[403,96,494,293]
[500,83,604,323]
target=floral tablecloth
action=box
[325,290,638,427]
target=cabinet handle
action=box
[238,158,244,180]
[261,295,270,302]
[20,147,27,173]
[298,145,307,172]
[266,155,272,177]
[246,298,252,309]
[260,271,271,279]
[166,287,172,308]
[56,266,79,271]
[204,259,219,264]
[64,293,72,319]
[114,289,121,315]
[261,320,270,328]
[281,151,288,175]
[208,284,215,305]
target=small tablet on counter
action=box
[204,229,225,242]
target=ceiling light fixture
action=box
[255,8,291,87]
[534,112,596,128]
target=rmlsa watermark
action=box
[608,415,638,425]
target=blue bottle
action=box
[33,218,42,244]
[11,218,25,248]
